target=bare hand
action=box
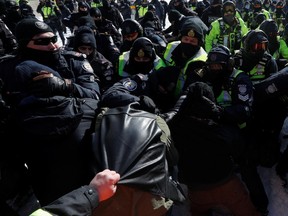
[89,169,120,202]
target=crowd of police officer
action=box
[1,0,288,215]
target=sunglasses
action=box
[251,42,268,52]
[31,36,58,45]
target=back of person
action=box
[82,86,185,216]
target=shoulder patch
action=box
[82,61,93,73]
[238,84,247,95]
[123,79,137,92]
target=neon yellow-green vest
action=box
[118,51,166,78]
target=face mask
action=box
[24,48,61,69]
[181,43,200,59]
[128,60,154,75]
[223,14,235,25]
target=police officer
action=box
[38,0,66,45]
[135,0,149,20]
[167,82,259,216]
[206,45,272,216]
[116,36,166,80]
[234,29,278,83]
[150,17,207,111]
[246,0,271,29]
[172,0,197,16]
[234,29,279,215]
[0,18,18,56]
[205,1,249,54]
[98,0,124,30]
[73,26,116,92]
[201,0,223,28]
[204,45,253,128]
[120,18,143,53]
[259,19,281,64]
[163,9,185,42]
[0,18,101,206]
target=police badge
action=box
[138,49,145,58]
[188,29,195,37]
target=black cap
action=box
[130,37,155,59]
[15,18,53,48]
[121,19,143,36]
[74,26,97,49]
[168,9,182,23]
[180,18,204,44]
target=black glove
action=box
[138,95,159,114]
[28,74,74,97]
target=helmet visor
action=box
[251,42,268,52]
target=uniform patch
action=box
[123,79,137,91]
[266,83,278,94]
[35,21,50,30]
[238,84,247,95]
[82,61,93,73]
[188,29,195,37]
[138,49,145,57]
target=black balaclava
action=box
[128,37,155,75]
[73,26,97,61]
[179,18,203,59]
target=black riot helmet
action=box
[243,29,269,55]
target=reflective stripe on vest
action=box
[29,209,52,216]
[163,41,181,66]
[216,69,243,107]
[91,2,103,7]
[118,52,166,77]
[42,6,56,18]
[174,47,207,96]
[138,6,148,18]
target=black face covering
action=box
[128,59,154,75]
[181,43,200,59]
[223,14,235,25]
[243,49,265,65]
[23,48,61,69]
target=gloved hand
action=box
[138,95,159,114]
[28,72,74,97]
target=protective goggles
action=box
[223,6,235,14]
[123,32,138,40]
[251,42,268,52]
[31,36,58,45]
